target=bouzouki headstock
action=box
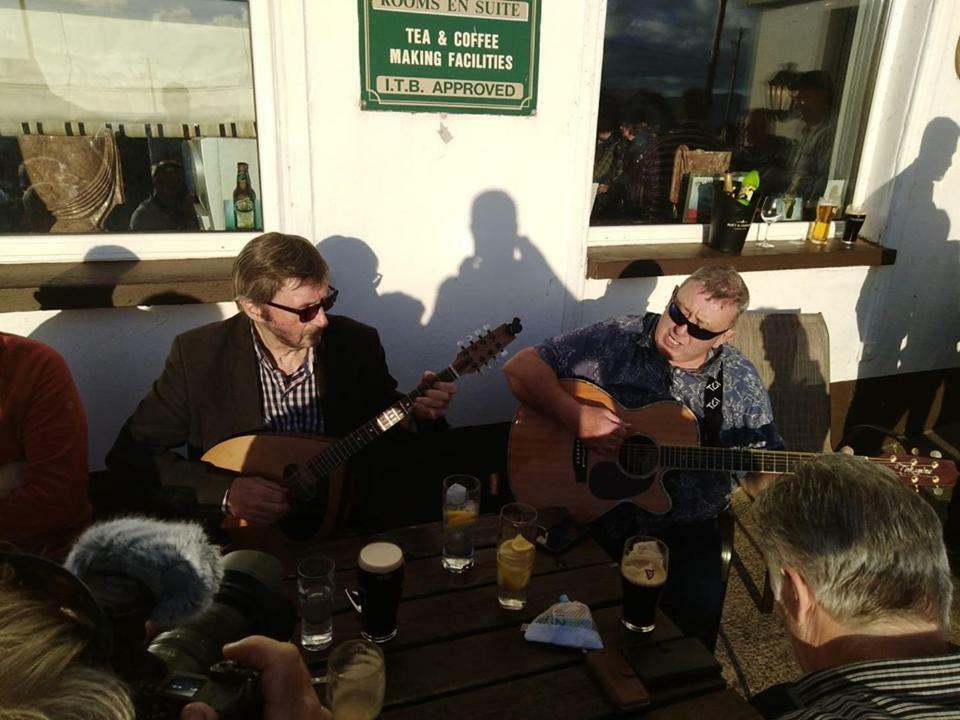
[452,318,523,376]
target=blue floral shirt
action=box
[537,313,784,527]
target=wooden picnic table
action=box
[229,513,761,719]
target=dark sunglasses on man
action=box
[666,291,729,341]
[266,287,338,323]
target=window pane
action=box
[591,0,884,228]
[0,0,262,234]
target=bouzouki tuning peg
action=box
[931,450,943,459]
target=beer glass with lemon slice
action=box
[442,475,481,572]
[496,502,538,609]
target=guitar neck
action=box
[656,445,817,475]
[304,365,459,479]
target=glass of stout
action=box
[620,535,669,633]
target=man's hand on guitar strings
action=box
[413,370,457,421]
[576,405,630,456]
[226,476,291,525]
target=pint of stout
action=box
[354,542,405,643]
[620,536,669,633]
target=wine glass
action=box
[758,195,783,248]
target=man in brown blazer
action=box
[107,232,454,534]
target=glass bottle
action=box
[233,162,256,230]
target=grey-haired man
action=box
[752,453,959,719]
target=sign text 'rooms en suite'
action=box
[358,0,541,115]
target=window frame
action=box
[585,0,912,251]
[0,0,301,265]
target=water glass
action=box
[496,503,538,610]
[442,474,481,572]
[298,556,335,651]
[326,639,385,720]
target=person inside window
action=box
[129,160,200,232]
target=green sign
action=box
[358,0,541,115]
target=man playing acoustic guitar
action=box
[504,265,783,649]
[107,232,455,535]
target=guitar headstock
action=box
[452,318,523,376]
[874,453,957,491]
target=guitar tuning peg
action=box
[500,349,509,357]
[911,447,919,456]
[483,324,491,332]
[465,334,476,343]
[931,450,943,459]
[456,340,465,349]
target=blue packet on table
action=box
[522,594,604,650]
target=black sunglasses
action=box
[667,300,728,341]
[266,287,338,323]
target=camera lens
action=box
[147,551,295,675]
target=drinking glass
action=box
[807,198,838,245]
[842,205,866,245]
[758,195,782,248]
[297,556,335,651]
[496,503,538,610]
[326,639,385,720]
[442,474,481,572]
[620,536,669,633]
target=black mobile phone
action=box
[535,517,589,555]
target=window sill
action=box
[0,257,236,312]
[586,238,896,280]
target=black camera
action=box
[80,549,296,720]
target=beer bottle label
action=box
[235,198,255,229]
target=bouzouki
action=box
[203,318,523,540]
[509,379,957,523]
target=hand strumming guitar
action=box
[575,404,630,456]
[226,476,290,525]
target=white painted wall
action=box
[2,0,958,470]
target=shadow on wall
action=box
[316,235,426,388]
[756,312,830,453]
[29,246,223,469]
[427,190,574,425]
[845,117,960,447]
[318,192,574,426]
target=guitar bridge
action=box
[572,440,588,484]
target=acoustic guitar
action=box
[508,379,957,523]
[203,318,523,540]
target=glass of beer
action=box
[620,535,668,632]
[346,542,405,643]
[442,474,480,572]
[496,503,538,610]
[842,205,866,245]
[807,197,838,245]
[326,639,385,720]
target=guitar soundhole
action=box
[618,434,658,477]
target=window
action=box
[591,0,888,230]
[0,0,262,236]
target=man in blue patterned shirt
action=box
[504,265,783,648]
